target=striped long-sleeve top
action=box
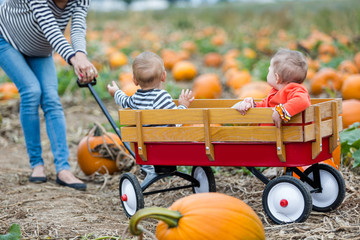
[114,89,187,110]
[0,0,89,64]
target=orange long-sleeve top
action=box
[255,83,311,116]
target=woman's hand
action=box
[178,89,194,108]
[70,52,98,83]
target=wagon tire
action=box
[262,176,312,224]
[119,173,144,218]
[191,166,216,193]
[303,164,345,212]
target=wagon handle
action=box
[77,78,135,158]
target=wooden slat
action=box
[203,109,215,161]
[330,101,340,153]
[312,106,322,159]
[304,98,342,123]
[136,111,147,161]
[304,117,343,142]
[121,125,304,142]
[119,108,302,125]
[174,99,242,108]
[276,126,286,162]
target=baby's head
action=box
[270,48,308,84]
[132,51,166,89]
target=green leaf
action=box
[340,129,360,148]
[352,149,360,168]
[0,224,21,240]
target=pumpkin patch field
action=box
[1,0,360,239]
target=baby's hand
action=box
[179,89,194,108]
[232,97,254,115]
[272,110,282,128]
[107,81,120,97]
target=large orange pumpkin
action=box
[340,99,360,129]
[0,82,19,100]
[77,126,127,175]
[172,61,197,81]
[310,68,342,95]
[129,193,265,240]
[192,73,222,99]
[341,74,360,100]
[109,52,128,69]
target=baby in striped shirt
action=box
[107,51,194,174]
[107,51,194,110]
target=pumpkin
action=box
[0,82,19,100]
[118,72,133,85]
[341,74,360,100]
[222,58,239,73]
[109,52,128,69]
[122,83,141,96]
[310,68,342,95]
[211,34,226,46]
[338,60,358,74]
[235,81,271,99]
[226,70,252,90]
[181,41,197,54]
[192,73,222,99]
[172,61,197,81]
[204,52,223,67]
[318,43,336,56]
[224,49,240,60]
[129,193,265,240]
[243,48,257,59]
[77,125,128,175]
[340,99,360,129]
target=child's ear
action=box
[161,71,167,82]
[275,73,282,83]
[133,77,139,86]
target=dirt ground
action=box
[1,97,360,240]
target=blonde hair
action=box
[132,51,165,88]
[271,48,308,84]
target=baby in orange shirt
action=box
[232,48,311,127]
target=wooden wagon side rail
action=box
[119,98,342,162]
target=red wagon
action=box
[116,98,345,224]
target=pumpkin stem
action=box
[129,207,182,236]
[94,124,103,136]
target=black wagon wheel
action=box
[119,173,144,218]
[262,176,312,224]
[303,164,346,212]
[191,166,216,193]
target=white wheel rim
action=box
[305,170,339,208]
[121,179,137,216]
[193,167,209,193]
[267,182,305,223]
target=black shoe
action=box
[154,165,177,174]
[56,176,86,191]
[29,176,47,183]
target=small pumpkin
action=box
[0,82,19,100]
[338,60,358,75]
[129,193,265,240]
[340,99,360,129]
[109,52,128,69]
[122,82,141,96]
[235,81,271,99]
[341,74,360,100]
[118,72,133,85]
[172,61,197,81]
[226,70,252,90]
[77,125,129,175]
[310,68,342,95]
[243,48,257,59]
[181,40,197,54]
[192,73,222,99]
[204,52,223,67]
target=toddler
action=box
[232,48,311,127]
[107,51,194,174]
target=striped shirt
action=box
[114,89,187,110]
[0,0,89,64]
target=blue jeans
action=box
[0,34,70,173]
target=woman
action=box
[0,0,97,190]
